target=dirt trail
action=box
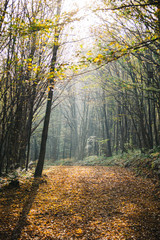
[0,166,160,239]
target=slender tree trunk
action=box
[26,90,36,171]
[153,99,159,146]
[148,96,153,148]
[25,38,37,170]
[34,0,62,177]
[34,88,53,177]
[102,90,112,157]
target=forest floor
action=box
[0,166,160,240]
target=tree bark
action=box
[34,88,53,177]
[34,0,62,177]
[102,90,112,157]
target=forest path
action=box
[0,166,160,240]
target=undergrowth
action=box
[45,149,160,181]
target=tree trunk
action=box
[102,90,112,157]
[34,88,53,177]
[34,0,62,177]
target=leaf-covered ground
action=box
[0,166,160,239]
